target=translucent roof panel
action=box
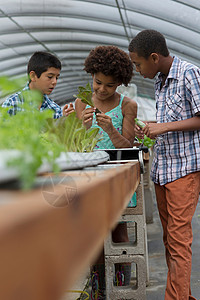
[0,0,200,105]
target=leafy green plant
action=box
[0,76,102,189]
[73,82,101,114]
[43,112,102,153]
[134,118,155,148]
[136,136,155,148]
[134,118,146,129]
[0,89,63,189]
[0,75,27,98]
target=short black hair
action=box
[84,45,133,86]
[27,51,61,78]
[128,29,169,59]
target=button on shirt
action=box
[2,84,62,119]
[151,56,200,185]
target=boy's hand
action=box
[63,102,74,116]
[143,122,166,139]
[81,107,94,129]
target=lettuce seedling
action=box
[44,112,102,153]
[134,118,155,148]
[73,83,101,114]
[0,77,103,189]
[0,90,61,189]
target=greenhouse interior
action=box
[0,1,200,300]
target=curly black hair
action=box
[84,45,133,86]
[128,29,169,59]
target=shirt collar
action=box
[23,82,30,91]
[156,56,181,85]
[23,82,48,103]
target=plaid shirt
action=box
[151,56,200,185]
[2,83,62,119]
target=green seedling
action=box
[0,75,27,97]
[0,77,102,189]
[134,118,146,128]
[134,118,155,148]
[73,83,101,114]
[44,112,102,153]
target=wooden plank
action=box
[0,162,140,300]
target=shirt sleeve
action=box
[43,96,62,119]
[51,102,62,119]
[185,67,200,114]
[51,104,62,119]
[1,96,18,115]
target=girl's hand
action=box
[96,113,113,134]
[63,102,74,116]
[81,107,94,129]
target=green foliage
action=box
[0,77,102,189]
[134,118,155,148]
[0,75,27,97]
[74,83,101,114]
[134,118,146,129]
[136,136,155,148]
[0,90,62,189]
[73,82,94,106]
[43,112,102,153]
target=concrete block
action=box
[123,180,144,215]
[104,215,145,256]
[105,255,146,300]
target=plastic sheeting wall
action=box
[0,0,200,105]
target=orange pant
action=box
[155,172,200,300]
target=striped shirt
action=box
[151,56,200,185]
[2,83,62,119]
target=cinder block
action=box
[105,255,146,300]
[104,215,145,256]
[123,180,144,215]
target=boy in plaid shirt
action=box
[2,51,74,118]
[129,29,200,300]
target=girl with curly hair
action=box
[75,45,137,148]
[75,45,137,299]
